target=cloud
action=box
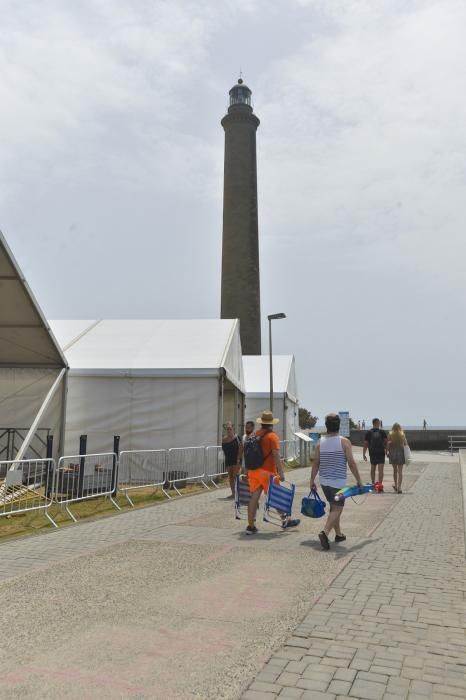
[0,0,230,205]
[254,0,466,422]
[258,0,466,263]
[1,0,466,423]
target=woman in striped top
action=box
[310,413,363,550]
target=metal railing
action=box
[448,436,466,454]
[205,445,227,488]
[167,446,208,496]
[0,458,57,527]
[118,449,169,505]
[53,452,120,522]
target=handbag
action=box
[404,444,411,463]
[301,488,326,518]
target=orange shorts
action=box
[247,468,278,494]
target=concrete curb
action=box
[459,449,466,556]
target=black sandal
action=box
[318,531,330,550]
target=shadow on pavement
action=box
[236,530,296,541]
[299,537,379,556]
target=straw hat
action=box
[256,410,279,425]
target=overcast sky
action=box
[2,0,466,426]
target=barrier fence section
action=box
[167,446,208,496]
[449,435,466,454]
[0,458,58,527]
[54,452,119,522]
[118,449,169,505]
[205,445,227,487]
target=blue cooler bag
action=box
[301,488,326,518]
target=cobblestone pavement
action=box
[0,453,454,699]
[241,458,466,700]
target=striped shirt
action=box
[319,435,347,489]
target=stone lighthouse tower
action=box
[221,78,261,355]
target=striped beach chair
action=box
[263,475,296,528]
[234,474,252,519]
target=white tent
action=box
[50,319,244,455]
[0,232,67,461]
[243,355,299,441]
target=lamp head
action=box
[267,313,286,321]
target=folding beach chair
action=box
[263,475,296,528]
[234,474,252,520]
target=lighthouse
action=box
[220,78,261,355]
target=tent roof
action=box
[0,232,66,368]
[243,355,297,403]
[49,319,244,390]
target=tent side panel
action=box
[222,321,245,392]
[285,397,299,442]
[63,375,220,454]
[0,368,63,459]
[244,396,286,441]
[286,356,298,403]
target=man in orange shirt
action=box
[246,410,300,535]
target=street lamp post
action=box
[267,313,286,412]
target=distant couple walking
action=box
[363,418,408,493]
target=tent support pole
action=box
[13,368,67,466]
[218,369,225,446]
[284,396,287,441]
[57,370,68,459]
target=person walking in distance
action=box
[363,418,387,487]
[310,413,363,550]
[387,423,408,493]
[423,418,427,430]
[245,410,300,535]
[221,421,242,498]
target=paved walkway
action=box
[242,455,466,700]
[0,453,462,699]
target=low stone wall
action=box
[350,429,466,451]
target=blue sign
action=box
[339,411,350,437]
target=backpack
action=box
[370,429,384,451]
[243,434,271,470]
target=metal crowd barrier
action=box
[0,458,58,527]
[449,436,466,455]
[167,446,208,495]
[54,452,120,522]
[0,436,303,529]
[205,445,227,487]
[118,449,169,505]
